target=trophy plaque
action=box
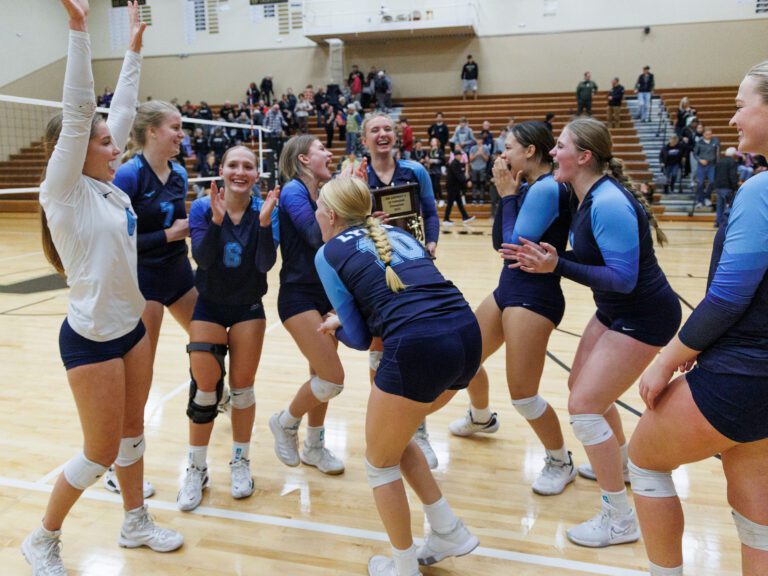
[370,183,425,243]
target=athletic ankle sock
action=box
[601,488,631,515]
[306,425,324,446]
[391,543,419,575]
[469,404,492,423]
[125,505,144,518]
[232,441,250,462]
[279,409,301,429]
[188,445,208,470]
[39,524,61,538]
[546,446,569,463]
[619,442,629,467]
[648,560,683,575]
[423,496,458,534]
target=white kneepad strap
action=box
[628,459,677,498]
[114,435,146,468]
[512,395,548,421]
[365,458,402,489]
[63,452,108,490]
[230,386,256,410]
[310,375,343,402]
[733,509,768,551]
[369,350,383,371]
[570,413,613,446]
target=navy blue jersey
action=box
[315,225,469,350]
[114,154,189,267]
[189,195,277,306]
[367,160,439,244]
[554,176,671,315]
[680,172,768,377]
[492,173,571,299]
[278,178,324,287]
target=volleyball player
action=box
[107,99,197,498]
[22,3,183,574]
[506,117,681,547]
[629,62,768,576]
[315,177,479,576]
[268,135,345,475]
[177,146,278,511]
[448,121,576,495]
[361,112,441,469]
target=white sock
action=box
[470,404,492,423]
[391,543,419,575]
[306,426,324,446]
[125,505,145,517]
[232,441,250,462]
[601,488,631,515]
[649,560,683,575]
[188,445,208,470]
[423,496,458,534]
[546,446,569,463]
[619,442,629,467]
[278,409,301,429]
[38,525,61,538]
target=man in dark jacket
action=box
[713,147,739,227]
[576,72,598,116]
[428,112,450,150]
[461,54,479,100]
[635,65,655,122]
[260,76,274,105]
[607,77,625,128]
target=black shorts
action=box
[138,256,194,307]
[492,286,565,327]
[277,283,332,323]
[59,318,146,370]
[375,310,482,403]
[596,289,681,347]
[688,365,768,444]
[192,297,266,329]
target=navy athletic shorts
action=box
[596,288,681,347]
[138,256,194,307]
[375,309,482,403]
[688,365,768,444]
[492,286,565,326]
[277,283,332,323]
[192,297,266,329]
[59,318,146,370]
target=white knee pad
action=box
[628,459,677,498]
[63,452,108,490]
[310,375,343,402]
[512,395,548,420]
[733,509,768,552]
[369,350,383,371]
[570,413,613,446]
[114,435,145,468]
[230,386,256,410]
[365,458,402,489]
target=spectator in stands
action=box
[400,117,414,159]
[544,112,555,133]
[461,54,479,100]
[450,117,476,151]
[181,100,195,118]
[260,76,275,105]
[374,70,390,112]
[427,137,445,207]
[236,111,251,142]
[412,139,427,164]
[428,112,450,150]
[480,120,494,153]
[468,139,490,204]
[322,103,335,148]
[576,72,598,116]
[197,101,214,135]
[607,77,625,128]
[194,151,219,198]
[496,118,516,152]
[753,154,768,175]
[363,66,377,109]
[660,134,684,194]
[348,64,365,103]
[279,94,294,132]
[286,87,297,111]
[680,117,699,180]
[246,82,260,106]
[314,86,328,127]
[694,127,720,207]
[713,147,739,228]
[675,97,696,136]
[635,65,655,122]
[98,86,114,108]
[443,143,474,224]
[191,127,209,173]
[345,104,362,155]
[735,151,754,182]
[263,102,287,157]
[208,127,230,163]
[294,93,312,134]
[219,100,234,120]
[335,105,347,144]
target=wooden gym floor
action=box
[0,214,739,575]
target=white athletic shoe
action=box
[462,216,476,225]
[177,465,209,512]
[448,410,500,437]
[577,462,631,484]
[300,442,345,475]
[118,505,184,552]
[441,220,454,227]
[417,519,479,566]
[229,459,255,499]
[437,200,446,209]
[103,466,156,499]
[21,526,66,576]
[413,427,438,470]
[268,412,300,467]
[532,453,576,496]
[367,555,420,576]
[566,506,640,548]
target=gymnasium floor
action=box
[0,214,738,575]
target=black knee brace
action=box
[186,342,227,424]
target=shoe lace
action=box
[183,467,203,491]
[42,536,64,569]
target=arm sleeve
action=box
[189,200,220,270]
[254,224,278,273]
[41,31,96,204]
[555,192,639,293]
[679,182,768,350]
[106,50,142,153]
[315,246,372,350]
[282,187,324,249]
[503,182,560,245]
[409,162,439,244]
[491,198,507,251]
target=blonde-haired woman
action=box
[315,178,479,575]
[506,117,681,547]
[268,134,345,475]
[629,62,768,576]
[22,2,183,574]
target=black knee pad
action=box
[186,342,227,424]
